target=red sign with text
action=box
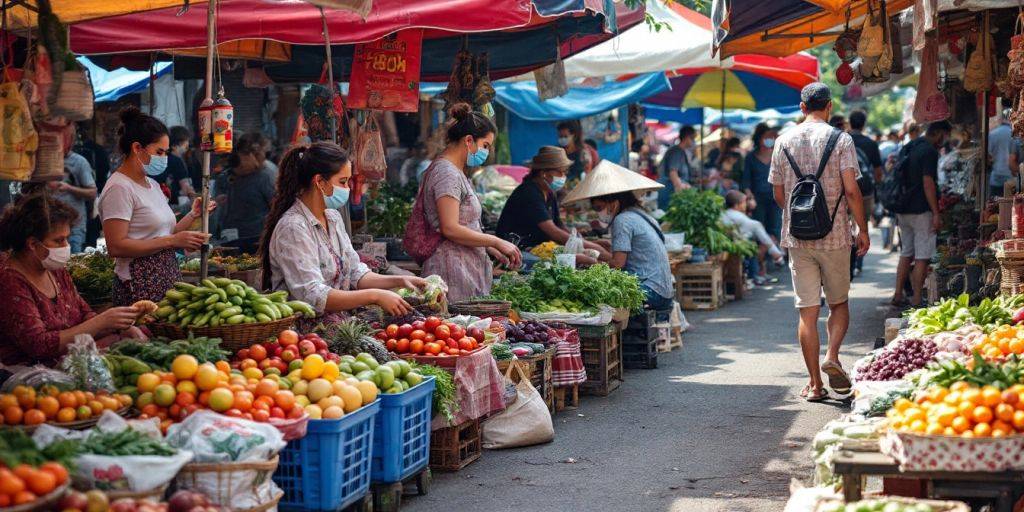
[348,30,423,112]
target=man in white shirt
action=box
[721,190,783,285]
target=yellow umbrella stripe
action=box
[4,1,189,30]
[681,70,756,111]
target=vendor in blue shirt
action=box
[496,146,609,263]
[563,161,674,310]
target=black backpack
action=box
[782,129,845,241]
[854,147,875,196]
[879,139,919,214]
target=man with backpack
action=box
[885,121,949,308]
[768,83,870,402]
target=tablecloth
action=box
[431,345,506,430]
[549,328,586,387]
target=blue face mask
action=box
[557,136,571,147]
[762,138,776,149]
[141,153,168,176]
[550,176,566,191]
[467,145,489,167]
[323,184,350,209]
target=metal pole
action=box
[979,11,990,222]
[320,7,337,143]
[199,0,216,280]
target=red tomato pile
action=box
[376,317,484,357]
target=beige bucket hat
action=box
[527,145,574,170]
[562,160,664,204]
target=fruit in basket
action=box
[382,320,479,356]
[888,382,1024,437]
[823,499,936,512]
[975,324,1024,360]
[152,280,315,328]
[0,386,130,426]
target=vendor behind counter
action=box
[496,146,610,264]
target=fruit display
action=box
[57,489,225,512]
[375,317,483,357]
[0,385,132,426]
[151,280,315,327]
[107,337,230,372]
[887,382,1024,437]
[315,320,394,362]
[529,241,560,260]
[822,499,945,512]
[855,339,938,381]
[230,330,339,373]
[182,253,260,273]
[502,320,553,345]
[973,323,1024,360]
[489,263,645,313]
[0,430,73,507]
[905,294,1024,335]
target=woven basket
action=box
[175,456,281,512]
[105,482,168,501]
[993,239,1024,296]
[0,482,69,512]
[148,315,300,352]
[448,299,511,318]
[815,497,968,512]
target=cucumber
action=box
[209,315,221,327]
[164,289,189,302]
[231,279,248,289]
[201,279,218,290]
[255,313,272,323]
[153,305,175,319]
[204,294,221,306]
[212,302,229,312]
[286,300,316,318]
[211,277,233,287]
[229,295,244,306]
[226,314,246,325]
[167,312,178,323]
[179,314,195,327]
[275,303,294,317]
[173,282,197,292]
[244,316,256,324]
[255,303,280,320]
[268,291,289,303]
[219,306,243,319]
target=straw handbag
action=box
[49,66,94,121]
[964,29,995,92]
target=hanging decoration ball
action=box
[836,62,855,86]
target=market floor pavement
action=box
[405,240,899,512]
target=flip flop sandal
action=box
[801,385,827,402]
[822,361,852,394]
[890,298,910,308]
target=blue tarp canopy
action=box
[78,56,172,103]
[641,105,704,124]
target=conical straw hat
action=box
[562,160,664,204]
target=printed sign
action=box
[348,30,423,112]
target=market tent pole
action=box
[199,0,216,280]
[320,6,338,142]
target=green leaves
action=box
[489,263,646,312]
[662,189,756,256]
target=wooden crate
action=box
[576,323,623,397]
[553,384,579,412]
[674,261,725,311]
[657,326,683,353]
[429,418,481,472]
[622,338,658,370]
[722,254,746,301]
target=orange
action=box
[22,409,45,426]
[233,392,253,412]
[137,373,161,393]
[98,396,120,411]
[194,364,220,391]
[215,361,231,374]
[993,420,1014,434]
[12,491,35,505]
[950,381,970,392]
[962,430,976,438]
[274,390,296,411]
[957,401,975,418]
[1004,390,1021,406]
[56,391,77,409]
[999,339,1011,354]
[0,394,17,409]
[996,403,1016,423]
[974,422,993,437]
[140,404,159,417]
[0,468,25,495]
[925,423,944,435]
[951,415,971,433]
[3,406,23,425]
[39,463,67,486]
[962,389,983,406]
[171,354,200,380]
[14,388,35,409]
[973,405,994,424]
[1014,410,1024,430]
[87,400,104,416]
[175,392,196,408]
[1010,338,1024,354]
[982,387,1002,407]
[72,391,87,407]
[255,379,279,397]
[176,380,198,395]
[75,405,92,420]
[36,396,59,419]
[56,407,76,423]
[208,388,234,412]
[25,469,55,495]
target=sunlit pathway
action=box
[406,239,897,512]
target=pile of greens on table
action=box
[367,182,416,237]
[661,189,757,257]
[68,251,115,304]
[489,263,646,313]
[905,293,1024,334]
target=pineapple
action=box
[316,319,394,362]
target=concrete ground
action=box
[406,242,898,512]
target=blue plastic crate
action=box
[275,400,380,511]
[371,376,435,483]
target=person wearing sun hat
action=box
[563,160,673,310]
[496,146,611,262]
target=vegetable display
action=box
[0,431,72,507]
[529,242,560,260]
[823,500,940,512]
[856,339,938,381]
[73,428,176,457]
[0,428,77,469]
[926,353,1024,390]
[867,388,915,417]
[68,251,115,305]
[108,336,229,372]
[906,294,1024,335]
[181,254,260,273]
[410,363,457,423]
[490,263,645,313]
[502,320,553,345]
[376,317,483,357]
[58,489,225,512]
[661,189,755,256]
[151,280,315,328]
[367,182,416,237]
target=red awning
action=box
[70,0,535,55]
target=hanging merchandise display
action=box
[534,49,568,101]
[858,0,893,83]
[0,79,37,180]
[354,113,387,183]
[963,16,994,93]
[212,89,234,154]
[198,97,214,151]
[914,34,949,123]
[441,42,496,117]
[32,119,67,181]
[348,30,423,113]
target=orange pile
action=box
[888,382,1024,437]
[0,462,68,507]
[975,324,1024,360]
[0,386,132,426]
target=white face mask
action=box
[598,209,615,223]
[39,243,71,270]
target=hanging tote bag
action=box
[481,362,555,449]
[857,1,885,59]
[354,114,387,182]
[0,79,38,180]
[402,162,446,265]
[32,119,68,181]
[49,65,94,121]
[964,24,994,93]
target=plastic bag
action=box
[397,274,448,316]
[0,365,75,392]
[565,228,584,255]
[59,335,115,392]
[33,411,193,494]
[481,362,554,449]
[520,305,615,326]
[355,115,387,182]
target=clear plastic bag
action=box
[59,335,115,392]
[564,228,584,255]
[0,365,75,392]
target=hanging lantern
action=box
[198,97,214,152]
[212,90,234,154]
[836,62,854,85]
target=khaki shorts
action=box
[896,212,937,260]
[789,247,852,308]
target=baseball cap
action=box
[800,82,832,110]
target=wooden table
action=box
[831,450,1024,512]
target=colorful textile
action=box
[431,345,506,430]
[550,328,586,387]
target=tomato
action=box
[397,324,413,338]
[385,339,398,351]
[270,407,286,419]
[396,338,411,353]
[225,408,243,418]
[458,337,475,351]
[410,339,425,354]
[425,316,442,332]
[278,329,299,346]
[410,329,427,341]
[447,348,461,355]
[423,333,436,344]
[236,348,250,360]
[450,325,466,341]
[249,345,267,362]
[252,410,271,422]
[434,325,451,340]
[446,338,459,349]
[412,320,426,331]
[375,331,388,341]
[425,342,443,355]
[385,324,400,337]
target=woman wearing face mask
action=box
[100,107,214,307]
[496,146,610,264]
[213,134,277,253]
[407,103,521,302]
[0,194,144,367]
[262,142,426,325]
[741,122,782,242]
[563,162,673,309]
[556,120,592,182]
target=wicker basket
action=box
[993,239,1024,295]
[448,299,511,318]
[814,497,969,512]
[174,456,281,512]
[105,483,168,501]
[148,315,300,352]
[0,482,69,512]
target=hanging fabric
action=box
[354,113,387,182]
[964,14,994,93]
[0,76,38,180]
[912,0,938,52]
[914,34,949,123]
